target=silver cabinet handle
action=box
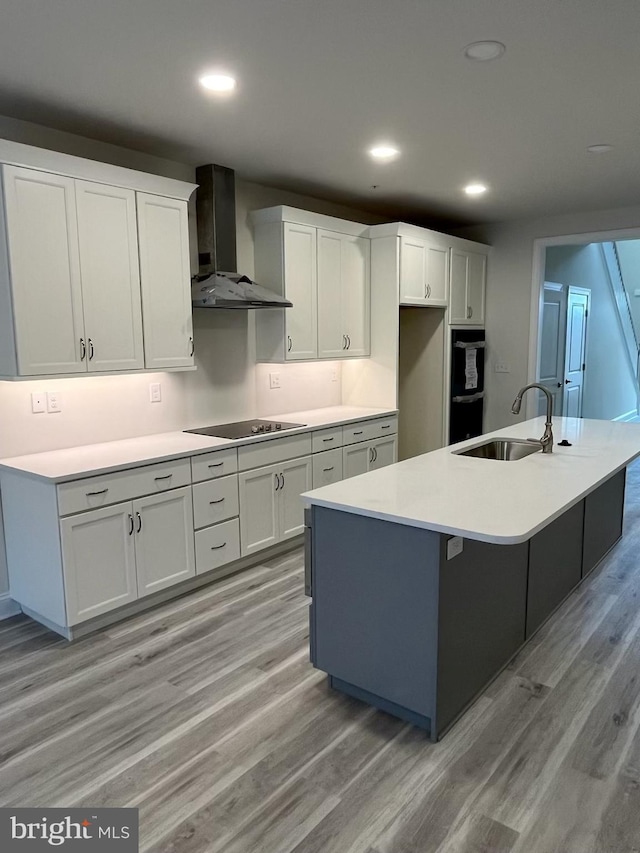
[209,497,225,504]
[342,335,347,350]
[287,335,292,352]
[88,338,94,360]
[136,512,142,533]
[280,473,285,489]
[275,472,280,491]
[154,474,172,481]
[80,338,86,361]
[208,462,224,468]
[322,466,334,472]
[469,306,473,318]
[86,488,108,496]
[128,514,134,535]
[353,430,363,436]
[381,425,391,430]
[346,335,351,349]
[322,437,334,443]
[369,447,374,463]
[211,542,227,550]
[426,283,431,298]
[189,336,195,357]
[373,447,378,462]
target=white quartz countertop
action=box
[302,417,640,544]
[0,406,396,483]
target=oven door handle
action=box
[452,392,485,403]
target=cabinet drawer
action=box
[238,433,312,471]
[312,427,343,453]
[57,458,191,517]
[342,421,371,446]
[191,447,238,483]
[367,416,398,440]
[312,449,343,488]
[195,518,241,574]
[193,474,239,530]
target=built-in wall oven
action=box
[449,329,485,444]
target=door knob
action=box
[565,379,571,384]
[556,382,562,388]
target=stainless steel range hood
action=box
[192,164,292,309]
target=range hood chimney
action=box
[191,164,292,309]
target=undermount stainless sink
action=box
[454,438,542,461]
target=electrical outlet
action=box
[494,362,510,373]
[31,392,46,414]
[269,372,281,389]
[331,367,339,383]
[149,382,162,403]
[46,392,62,413]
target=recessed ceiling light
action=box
[587,144,613,154]
[463,41,506,62]
[369,144,400,161]
[464,183,488,196]
[199,73,237,93]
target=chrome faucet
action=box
[511,383,554,453]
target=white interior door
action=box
[563,287,590,418]
[539,283,567,416]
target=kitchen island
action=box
[302,416,640,740]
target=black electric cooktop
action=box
[184,419,306,440]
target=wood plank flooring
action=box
[0,460,639,852]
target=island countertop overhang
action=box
[301,417,640,544]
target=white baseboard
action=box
[0,593,21,620]
[613,410,639,423]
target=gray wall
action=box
[615,239,640,339]
[545,244,637,420]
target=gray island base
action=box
[306,469,625,741]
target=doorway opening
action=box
[531,237,640,423]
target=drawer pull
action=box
[209,498,225,504]
[155,474,173,481]
[323,466,334,472]
[322,437,334,442]
[128,514,134,535]
[353,431,363,436]
[381,425,391,430]
[211,542,227,550]
[136,512,142,533]
[86,488,108,497]
[208,462,224,468]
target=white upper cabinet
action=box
[252,206,370,362]
[0,140,196,379]
[3,166,86,376]
[449,247,487,325]
[317,230,370,358]
[399,235,449,306]
[75,181,144,372]
[137,194,194,369]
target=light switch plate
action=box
[149,382,162,403]
[269,372,281,389]
[494,362,510,373]
[31,392,46,414]
[46,392,61,413]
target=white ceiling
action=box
[1,0,639,227]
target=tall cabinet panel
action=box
[341,234,370,356]
[317,230,344,358]
[137,193,194,369]
[75,181,144,372]
[3,166,85,375]
[283,223,318,359]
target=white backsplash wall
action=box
[256,362,343,416]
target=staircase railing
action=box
[601,242,640,414]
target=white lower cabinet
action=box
[312,448,343,487]
[343,435,398,479]
[133,486,195,598]
[61,485,195,624]
[61,502,138,625]
[239,456,312,556]
[195,518,241,575]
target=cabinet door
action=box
[317,230,345,358]
[239,464,279,556]
[61,502,137,624]
[425,243,449,304]
[283,223,317,359]
[312,448,343,488]
[449,248,486,325]
[137,193,194,369]
[399,236,427,304]
[342,442,370,479]
[75,181,144,372]
[342,234,370,356]
[466,251,486,325]
[3,166,86,375]
[279,456,312,541]
[133,486,195,597]
[369,436,397,471]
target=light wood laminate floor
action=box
[1,461,639,852]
